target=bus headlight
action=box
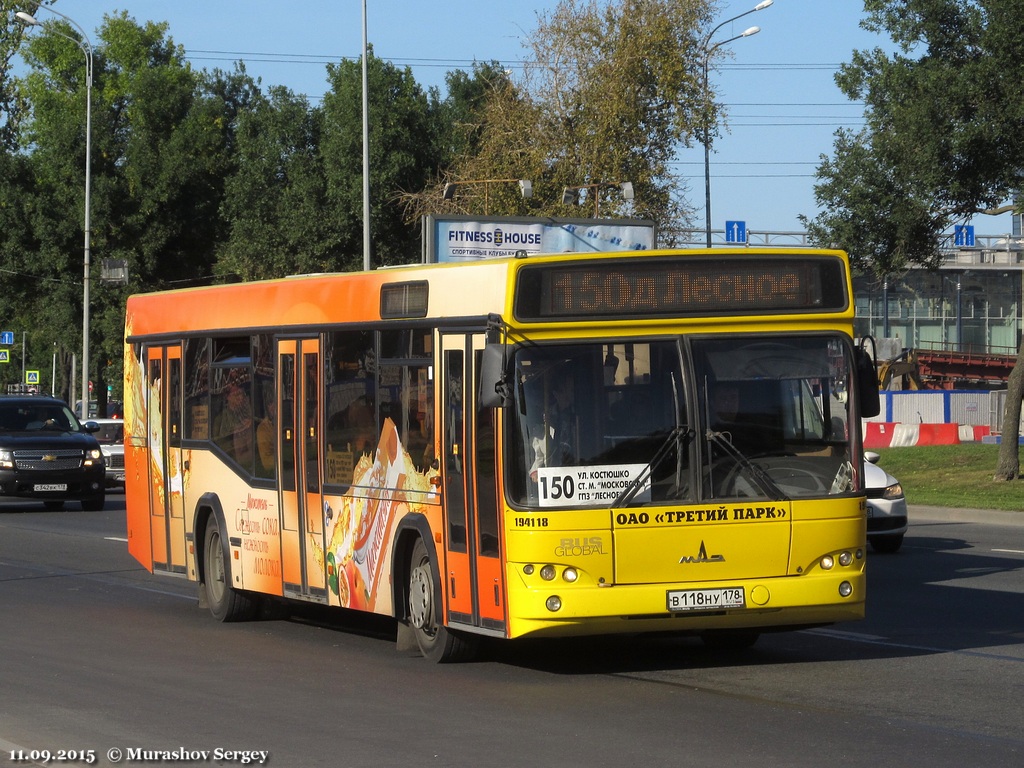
[540,564,557,581]
[839,581,853,597]
[820,555,835,570]
[545,595,562,612]
[838,551,853,567]
[562,568,578,583]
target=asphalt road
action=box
[1,498,1022,767]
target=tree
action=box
[321,50,439,268]
[216,85,334,280]
[15,12,251,404]
[404,0,713,230]
[522,0,710,226]
[802,0,1024,479]
[432,62,514,167]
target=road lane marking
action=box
[802,628,1024,662]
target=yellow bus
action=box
[123,248,880,661]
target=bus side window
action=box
[184,337,210,440]
[324,330,376,488]
[211,367,255,473]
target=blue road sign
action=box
[0,331,13,345]
[725,220,747,243]
[954,225,975,247]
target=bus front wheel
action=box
[407,538,477,663]
[203,517,259,622]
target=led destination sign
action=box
[513,255,848,321]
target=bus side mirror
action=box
[855,347,880,418]
[478,344,510,409]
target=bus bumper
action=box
[503,568,866,640]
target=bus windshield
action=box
[507,335,856,509]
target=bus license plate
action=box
[34,483,68,492]
[667,587,745,612]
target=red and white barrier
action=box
[863,422,989,449]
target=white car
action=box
[864,451,907,553]
[93,418,125,490]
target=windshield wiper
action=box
[705,429,789,501]
[612,426,694,507]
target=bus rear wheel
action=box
[408,538,477,663]
[203,517,259,622]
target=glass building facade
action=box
[853,265,1022,356]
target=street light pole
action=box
[17,8,93,416]
[361,0,371,271]
[701,1,772,248]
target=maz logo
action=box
[678,541,725,564]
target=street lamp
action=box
[561,181,634,218]
[701,0,772,247]
[442,178,534,214]
[360,0,371,271]
[17,8,93,416]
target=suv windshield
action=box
[0,402,83,433]
[506,335,857,509]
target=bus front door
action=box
[145,344,187,575]
[441,333,506,636]
[277,338,326,602]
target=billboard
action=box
[423,215,657,263]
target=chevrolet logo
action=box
[42,454,58,462]
[679,541,725,564]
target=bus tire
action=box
[203,517,259,622]
[407,538,477,663]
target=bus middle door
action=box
[441,333,506,636]
[277,338,327,602]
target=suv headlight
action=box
[0,449,12,469]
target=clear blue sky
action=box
[23,0,1014,239]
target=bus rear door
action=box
[145,344,187,575]
[441,333,506,636]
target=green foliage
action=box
[1,0,735,397]
[216,85,334,280]
[322,51,437,267]
[433,62,512,165]
[805,0,1024,274]
[6,11,251,399]
[412,0,712,230]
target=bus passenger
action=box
[257,396,276,475]
[215,383,254,467]
[530,375,577,479]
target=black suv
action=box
[0,395,106,511]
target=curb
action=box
[910,505,1024,527]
